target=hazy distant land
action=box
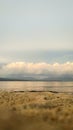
[0,77,73,81]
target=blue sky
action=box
[0,50,73,63]
[0,0,73,63]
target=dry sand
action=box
[0,91,73,130]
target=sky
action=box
[0,0,73,79]
[0,62,73,80]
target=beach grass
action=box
[0,91,73,130]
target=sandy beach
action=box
[0,91,73,130]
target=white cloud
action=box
[0,62,73,80]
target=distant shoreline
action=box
[0,79,73,82]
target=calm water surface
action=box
[0,81,73,93]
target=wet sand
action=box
[0,91,73,130]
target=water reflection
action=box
[0,81,73,93]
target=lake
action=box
[0,81,73,93]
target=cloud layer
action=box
[0,62,73,80]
